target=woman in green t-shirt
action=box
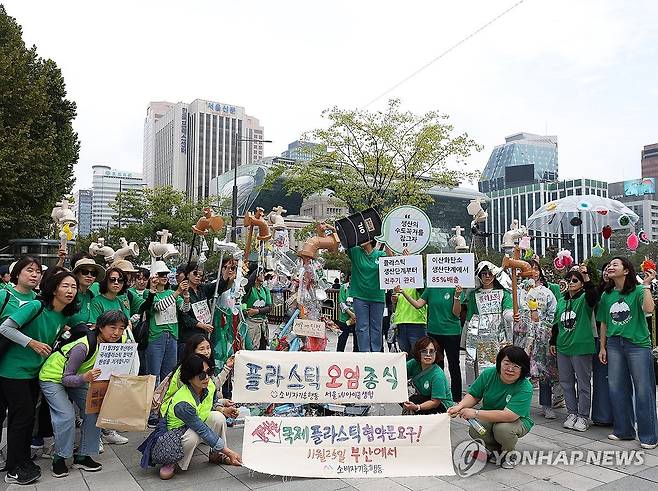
[0,270,78,485]
[549,268,597,432]
[89,267,131,325]
[402,337,453,414]
[597,257,657,449]
[69,257,105,328]
[448,345,533,469]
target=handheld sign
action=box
[92,343,138,381]
[292,319,326,338]
[378,255,424,289]
[335,208,382,249]
[376,206,431,254]
[426,253,475,288]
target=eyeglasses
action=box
[196,368,214,381]
[502,360,522,371]
[108,277,124,284]
[157,272,168,278]
[79,268,98,277]
[569,277,581,284]
[420,349,436,356]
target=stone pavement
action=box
[3,330,658,491]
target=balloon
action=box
[570,216,582,227]
[639,230,650,244]
[602,225,612,240]
[553,257,565,270]
[627,233,639,251]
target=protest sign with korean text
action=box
[242,414,454,478]
[92,343,138,381]
[233,351,407,404]
[426,253,475,288]
[293,319,326,338]
[375,206,431,254]
[378,255,424,289]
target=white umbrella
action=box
[526,194,639,235]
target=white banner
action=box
[293,319,325,338]
[233,351,408,403]
[93,343,138,381]
[378,255,424,289]
[242,414,455,478]
[426,253,475,288]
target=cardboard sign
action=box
[426,253,475,288]
[475,289,504,315]
[191,299,211,324]
[378,255,424,289]
[293,319,326,338]
[242,414,454,478]
[85,380,110,414]
[376,206,431,254]
[93,343,138,381]
[233,351,408,404]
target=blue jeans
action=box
[147,331,178,385]
[592,337,613,425]
[40,381,100,458]
[607,336,658,444]
[353,299,384,352]
[539,379,552,408]
[397,323,427,356]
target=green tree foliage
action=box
[0,6,79,242]
[266,99,481,214]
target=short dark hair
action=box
[10,256,42,284]
[70,252,94,269]
[495,345,530,380]
[604,256,638,295]
[100,267,128,295]
[96,310,129,330]
[563,270,586,299]
[180,334,215,369]
[411,336,442,366]
[40,270,80,317]
[137,268,150,280]
[39,266,68,292]
[528,259,547,285]
[180,353,211,384]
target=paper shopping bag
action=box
[97,374,156,432]
[85,380,110,414]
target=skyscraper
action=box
[641,143,658,178]
[142,99,264,201]
[91,165,144,232]
[73,189,93,237]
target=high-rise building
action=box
[479,133,558,193]
[91,165,145,232]
[73,189,93,237]
[608,178,658,242]
[641,143,658,178]
[143,99,264,201]
[281,140,325,162]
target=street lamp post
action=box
[231,132,272,242]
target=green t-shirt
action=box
[596,287,651,348]
[406,359,453,406]
[347,246,386,303]
[422,287,461,335]
[465,288,513,322]
[244,285,272,320]
[555,294,595,356]
[395,289,427,325]
[0,286,37,321]
[0,301,67,379]
[89,294,131,324]
[67,289,95,327]
[123,289,145,316]
[338,284,352,323]
[149,290,183,341]
[468,367,534,431]
[89,282,100,296]
[548,282,562,301]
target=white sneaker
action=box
[99,440,104,454]
[573,417,590,432]
[501,453,519,469]
[102,430,128,445]
[543,407,557,420]
[563,413,578,429]
[640,442,658,449]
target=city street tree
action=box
[0,6,80,242]
[266,99,481,214]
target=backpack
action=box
[0,300,46,359]
[52,324,99,363]
[0,291,11,319]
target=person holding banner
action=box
[0,271,78,485]
[403,337,453,414]
[448,345,533,469]
[347,241,390,353]
[155,354,242,479]
[336,275,358,352]
[38,310,129,478]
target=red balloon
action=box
[602,225,612,240]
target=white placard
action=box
[426,253,475,288]
[92,343,138,381]
[242,414,454,478]
[233,351,408,404]
[191,299,211,324]
[375,206,431,254]
[293,319,326,338]
[154,302,177,325]
[378,255,424,289]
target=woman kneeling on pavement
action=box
[39,310,129,478]
[447,345,533,469]
[154,353,241,479]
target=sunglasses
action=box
[108,277,125,284]
[157,272,169,278]
[197,368,214,381]
[79,268,98,277]
[420,349,436,356]
[569,277,581,284]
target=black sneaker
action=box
[52,456,69,478]
[73,455,102,472]
[5,462,41,485]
